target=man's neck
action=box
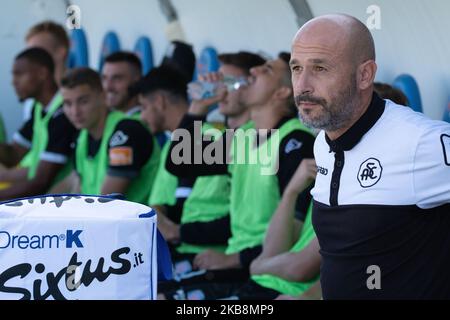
[167,104,189,132]
[88,110,108,140]
[35,83,58,107]
[250,103,288,130]
[227,110,250,129]
[120,97,139,113]
[326,93,372,141]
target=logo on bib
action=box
[357,158,382,188]
[109,147,133,166]
[284,139,303,154]
[109,131,129,147]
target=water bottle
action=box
[187,75,248,100]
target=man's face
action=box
[102,62,138,110]
[26,32,66,68]
[12,58,42,102]
[62,84,105,131]
[138,93,165,134]
[242,59,288,108]
[217,64,248,117]
[290,31,358,131]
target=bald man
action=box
[291,14,450,299]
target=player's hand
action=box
[285,159,317,195]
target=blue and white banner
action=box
[0,195,159,300]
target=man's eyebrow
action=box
[289,58,329,65]
[77,94,90,101]
[310,58,327,64]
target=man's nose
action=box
[296,71,314,95]
[103,79,114,91]
[73,105,83,117]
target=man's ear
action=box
[357,60,377,90]
[274,86,293,101]
[55,46,68,65]
[36,65,50,82]
[155,92,166,111]
[137,94,144,106]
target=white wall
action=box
[0,0,66,140]
[173,0,298,58]
[70,0,169,70]
[307,0,450,120]
[70,0,299,70]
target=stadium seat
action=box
[392,74,423,113]
[67,29,89,68]
[194,46,220,80]
[134,36,154,75]
[98,31,121,71]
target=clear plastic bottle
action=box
[187,75,248,100]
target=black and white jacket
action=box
[312,93,450,299]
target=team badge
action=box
[357,158,382,188]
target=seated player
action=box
[61,67,160,204]
[0,47,77,199]
[101,51,143,117]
